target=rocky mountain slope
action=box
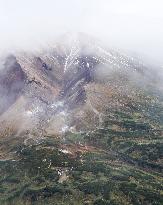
[0,33,162,205]
[0,33,161,136]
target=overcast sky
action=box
[0,0,163,65]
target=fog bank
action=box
[0,0,163,65]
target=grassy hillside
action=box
[0,89,163,205]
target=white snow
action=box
[26,106,41,116]
[59,149,71,154]
[50,101,64,109]
[61,125,69,133]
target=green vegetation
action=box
[0,91,163,205]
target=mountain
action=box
[0,33,162,205]
[0,55,26,115]
[0,33,160,136]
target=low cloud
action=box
[0,0,163,66]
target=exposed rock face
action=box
[0,55,26,115]
[0,33,161,136]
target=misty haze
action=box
[0,1,163,205]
